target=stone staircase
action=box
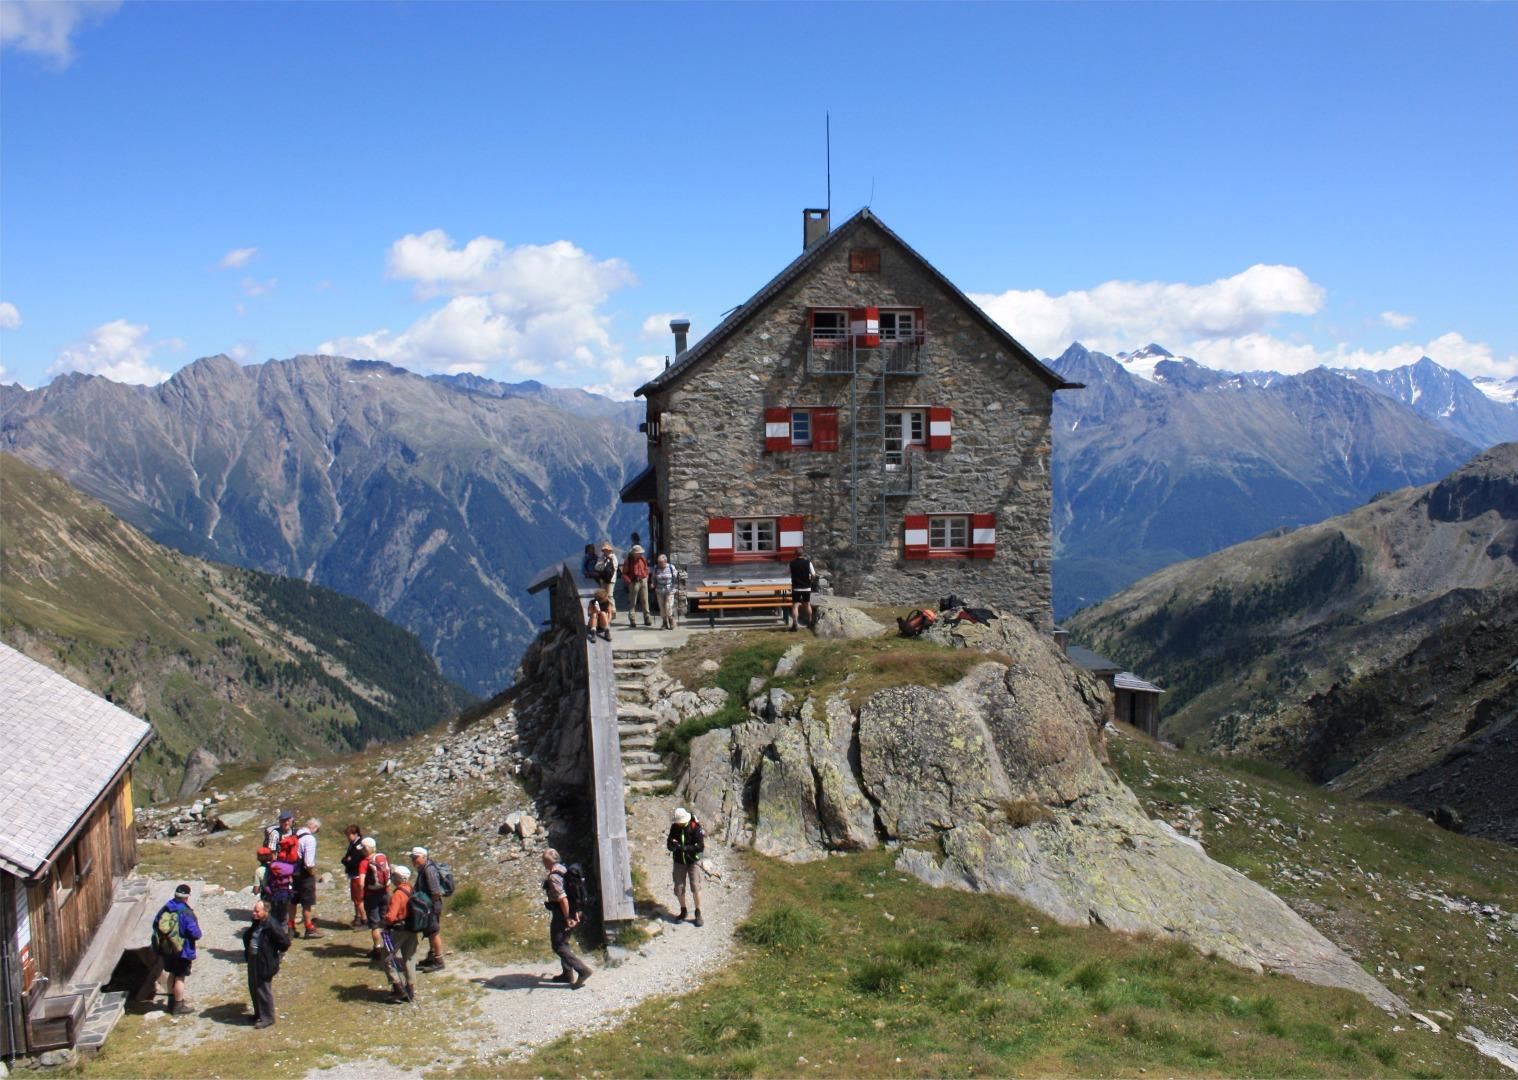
[612,648,674,797]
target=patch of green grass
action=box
[1021,950,1063,977]
[614,922,650,950]
[894,934,946,969]
[970,956,1007,987]
[455,927,502,951]
[736,904,824,952]
[449,883,483,914]
[1067,959,1112,994]
[850,958,907,994]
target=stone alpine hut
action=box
[623,207,1081,623]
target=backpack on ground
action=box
[897,608,938,638]
[366,852,391,891]
[939,594,965,613]
[153,907,184,957]
[432,861,455,897]
[405,888,432,933]
[563,864,591,918]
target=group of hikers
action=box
[582,533,820,637]
[149,805,709,1026]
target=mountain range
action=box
[1048,343,1487,618]
[0,454,470,799]
[0,355,646,695]
[1066,443,1518,843]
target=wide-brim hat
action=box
[672,807,691,825]
[630,544,645,554]
[601,542,614,551]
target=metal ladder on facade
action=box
[847,341,915,548]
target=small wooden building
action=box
[1065,644,1165,737]
[0,643,151,1057]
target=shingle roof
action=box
[1066,645,1121,674]
[0,643,152,879]
[1114,671,1165,694]
[635,207,1081,398]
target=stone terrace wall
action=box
[647,219,1058,624]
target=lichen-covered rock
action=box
[752,725,826,861]
[800,696,877,851]
[812,605,889,640]
[773,644,806,678]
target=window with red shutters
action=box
[707,517,735,564]
[764,407,791,452]
[766,407,839,453]
[927,407,952,450]
[903,515,929,560]
[969,514,997,559]
[812,408,839,451]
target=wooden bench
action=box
[693,580,794,628]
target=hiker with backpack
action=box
[788,548,818,632]
[540,848,592,988]
[653,553,678,630]
[341,823,367,928]
[263,842,298,933]
[667,807,707,926]
[151,884,202,1015]
[294,818,322,939]
[410,846,452,972]
[359,837,392,956]
[243,899,291,1029]
[621,544,652,628]
[264,809,295,854]
[594,541,618,597]
[380,864,423,1003]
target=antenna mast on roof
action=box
[826,111,831,220]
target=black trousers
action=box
[550,913,591,978]
[248,970,275,1023]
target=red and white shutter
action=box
[970,513,997,559]
[776,515,804,561]
[707,517,735,564]
[812,407,839,451]
[914,307,926,344]
[764,407,792,452]
[850,306,880,347]
[927,406,952,451]
[903,514,929,560]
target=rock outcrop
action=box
[682,613,1400,1011]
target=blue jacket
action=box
[162,898,203,960]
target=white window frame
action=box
[884,408,927,468]
[929,515,969,551]
[790,409,812,446]
[879,309,916,342]
[734,517,777,554]
[811,309,848,343]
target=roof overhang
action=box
[619,464,656,504]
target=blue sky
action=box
[2,1,1515,394]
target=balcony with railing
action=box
[882,451,917,495]
[806,328,854,375]
[805,328,926,376]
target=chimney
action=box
[803,208,830,250]
[670,319,690,357]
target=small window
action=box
[880,310,915,341]
[929,515,969,550]
[790,410,812,446]
[735,518,776,554]
[884,409,927,467]
[850,248,881,273]
[811,310,848,343]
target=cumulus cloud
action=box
[322,229,636,377]
[218,247,258,270]
[1380,310,1416,329]
[641,312,692,340]
[584,354,667,400]
[0,0,119,64]
[1157,330,1517,379]
[49,319,176,384]
[0,302,20,331]
[971,264,1325,360]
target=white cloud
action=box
[1380,310,1416,329]
[218,246,258,270]
[240,276,277,297]
[584,354,666,400]
[1170,331,1518,379]
[971,264,1325,360]
[641,312,692,340]
[323,229,637,377]
[0,301,20,330]
[0,0,118,64]
[49,319,176,384]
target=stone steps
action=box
[624,761,666,780]
[617,721,657,736]
[622,750,661,765]
[611,647,675,798]
[616,701,657,718]
[626,778,675,797]
[74,991,127,1054]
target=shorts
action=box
[364,892,387,929]
[163,955,192,978]
[349,876,364,904]
[791,590,812,604]
[296,874,317,908]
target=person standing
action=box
[360,837,391,956]
[788,548,818,632]
[264,809,295,852]
[341,824,366,928]
[294,818,322,938]
[242,899,290,1029]
[622,544,652,628]
[652,554,678,630]
[540,849,592,987]
[381,865,418,1003]
[411,847,446,972]
[667,808,706,926]
[580,542,599,582]
[151,884,203,1015]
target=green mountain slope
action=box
[0,454,472,799]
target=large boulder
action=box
[177,747,220,799]
[811,605,889,640]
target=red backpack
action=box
[277,833,301,866]
[365,852,391,891]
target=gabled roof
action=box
[0,643,152,880]
[636,207,1081,397]
[1115,671,1164,694]
[1066,645,1121,675]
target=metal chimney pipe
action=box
[670,319,690,356]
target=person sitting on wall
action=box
[587,588,614,642]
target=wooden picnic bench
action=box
[692,578,794,628]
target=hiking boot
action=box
[572,969,593,989]
[171,1001,193,1016]
[385,992,410,1005]
[600,629,612,641]
[304,928,324,939]
[643,617,652,626]
[419,956,445,972]
[693,911,704,928]
[675,908,687,923]
[627,614,636,629]
[351,917,366,928]
[549,972,574,983]
[254,1018,275,1030]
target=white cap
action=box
[672,807,691,825]
[361,836,376,852]
[392,865,411,880]
[410,846,428,858]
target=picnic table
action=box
[691,575,794,628]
